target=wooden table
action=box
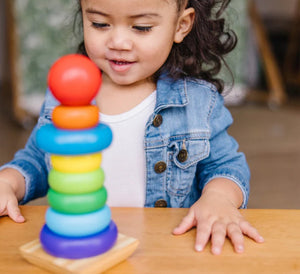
[0,206,299,273]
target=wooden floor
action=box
[0,94,300,209]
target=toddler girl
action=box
[0,0,264,255]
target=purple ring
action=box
[40,221,118,259]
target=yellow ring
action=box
[50,153,102,173]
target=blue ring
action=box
[46,206,111,237]
[40,221,118,259]
[36,123,112,155]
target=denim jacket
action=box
[1,76,250,208]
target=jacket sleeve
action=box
[0,92,55,204]
[196,92,250,208]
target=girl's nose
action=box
[107,28,133,51]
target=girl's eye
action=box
[92,22,109,29]
[133,26,152,32]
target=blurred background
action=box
[0,0,299,208]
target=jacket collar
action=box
[155,76,188,113]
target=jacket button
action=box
[177,149,188,162]
[153,114,163,127]
[154,199,167,207]
[154,161,167,173]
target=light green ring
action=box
[48,168,105,194]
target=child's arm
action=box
[172,90,263,254]
[0,93,55,209]
[0,168,26,222]
[173,178,264,254]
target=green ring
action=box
[48,168,105,194]
[47,187,107,214]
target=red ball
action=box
[48,54,102,106]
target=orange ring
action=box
[52,105,99,129]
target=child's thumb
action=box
[7,200,25,223]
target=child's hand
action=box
[0,168,26,223]
[173,186,264,255]
[0,180,25,222]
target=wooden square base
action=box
[20,233,139,273]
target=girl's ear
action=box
[174,7,195,43]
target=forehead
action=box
[81,0,178,15]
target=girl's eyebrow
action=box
[129,13,161,19]
[85,8,161,19]
[85,8,108,16]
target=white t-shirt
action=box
[100,91,156,207]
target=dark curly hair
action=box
[75,0,237,93]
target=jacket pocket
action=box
[167,137,210,196]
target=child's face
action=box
[81,0,187,87]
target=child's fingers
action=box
[194,221,212,252]
[6,200,25,223]
[240,220,264,243]
[210,221,227,255]
[172,210,196,235]
[227,222,244,253]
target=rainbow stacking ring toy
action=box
[36,54,117,259]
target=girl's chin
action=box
[104,74,146,87]
[109,78,137,87]
[102,70,154,87]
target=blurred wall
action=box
[255,0,297,20]
[0,1,7,85]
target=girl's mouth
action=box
[112,60,133,65]
[109,59,135,73]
